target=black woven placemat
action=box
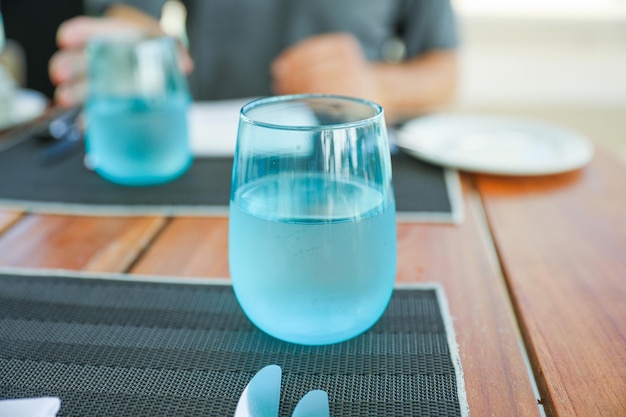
[0,133,461,222]
[0,270,468,417]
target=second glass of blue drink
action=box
[229,94,396,345]
[84,35,191,186]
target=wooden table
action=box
[0,109,624,417]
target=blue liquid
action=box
[85,95,191,185]
[229,174,396,345]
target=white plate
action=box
[396,114,594,176]
[0,89,48,130]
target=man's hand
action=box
[49,10,193,107]
[271,33,384,106]
[271,32,458,124]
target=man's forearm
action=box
[373,50,459,123]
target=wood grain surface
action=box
[131,216,230,277]
[0,210,23,234]
[0,214,166,271]
[477,148,626,417]
[397,180,543,417]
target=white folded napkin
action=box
[0,397,61,417]
[189,98,253,157]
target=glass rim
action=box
[240,94,384,131]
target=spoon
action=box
[233,365,282,417]
[291,390,330,417]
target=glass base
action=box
[93,158,192,186]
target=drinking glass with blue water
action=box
[229,94,397,345]
[85,35,191,185]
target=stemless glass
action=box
[85,35,192,185]
[229,94,396,345]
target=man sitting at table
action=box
[49,0,459,124]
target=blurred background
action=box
[1,0,625,161]
[455,0,626,108]
[452,0,626,162]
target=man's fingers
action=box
[273,59,342,94]
[271,33,364,95]
[56,16,193,75]
[279,33,359,63]
[273,33,360,76]
[54,79,88,108]
[272,33,366,95]
[56,16,145,49]
[49,50,86,85]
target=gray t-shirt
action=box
[89,0,458,100]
